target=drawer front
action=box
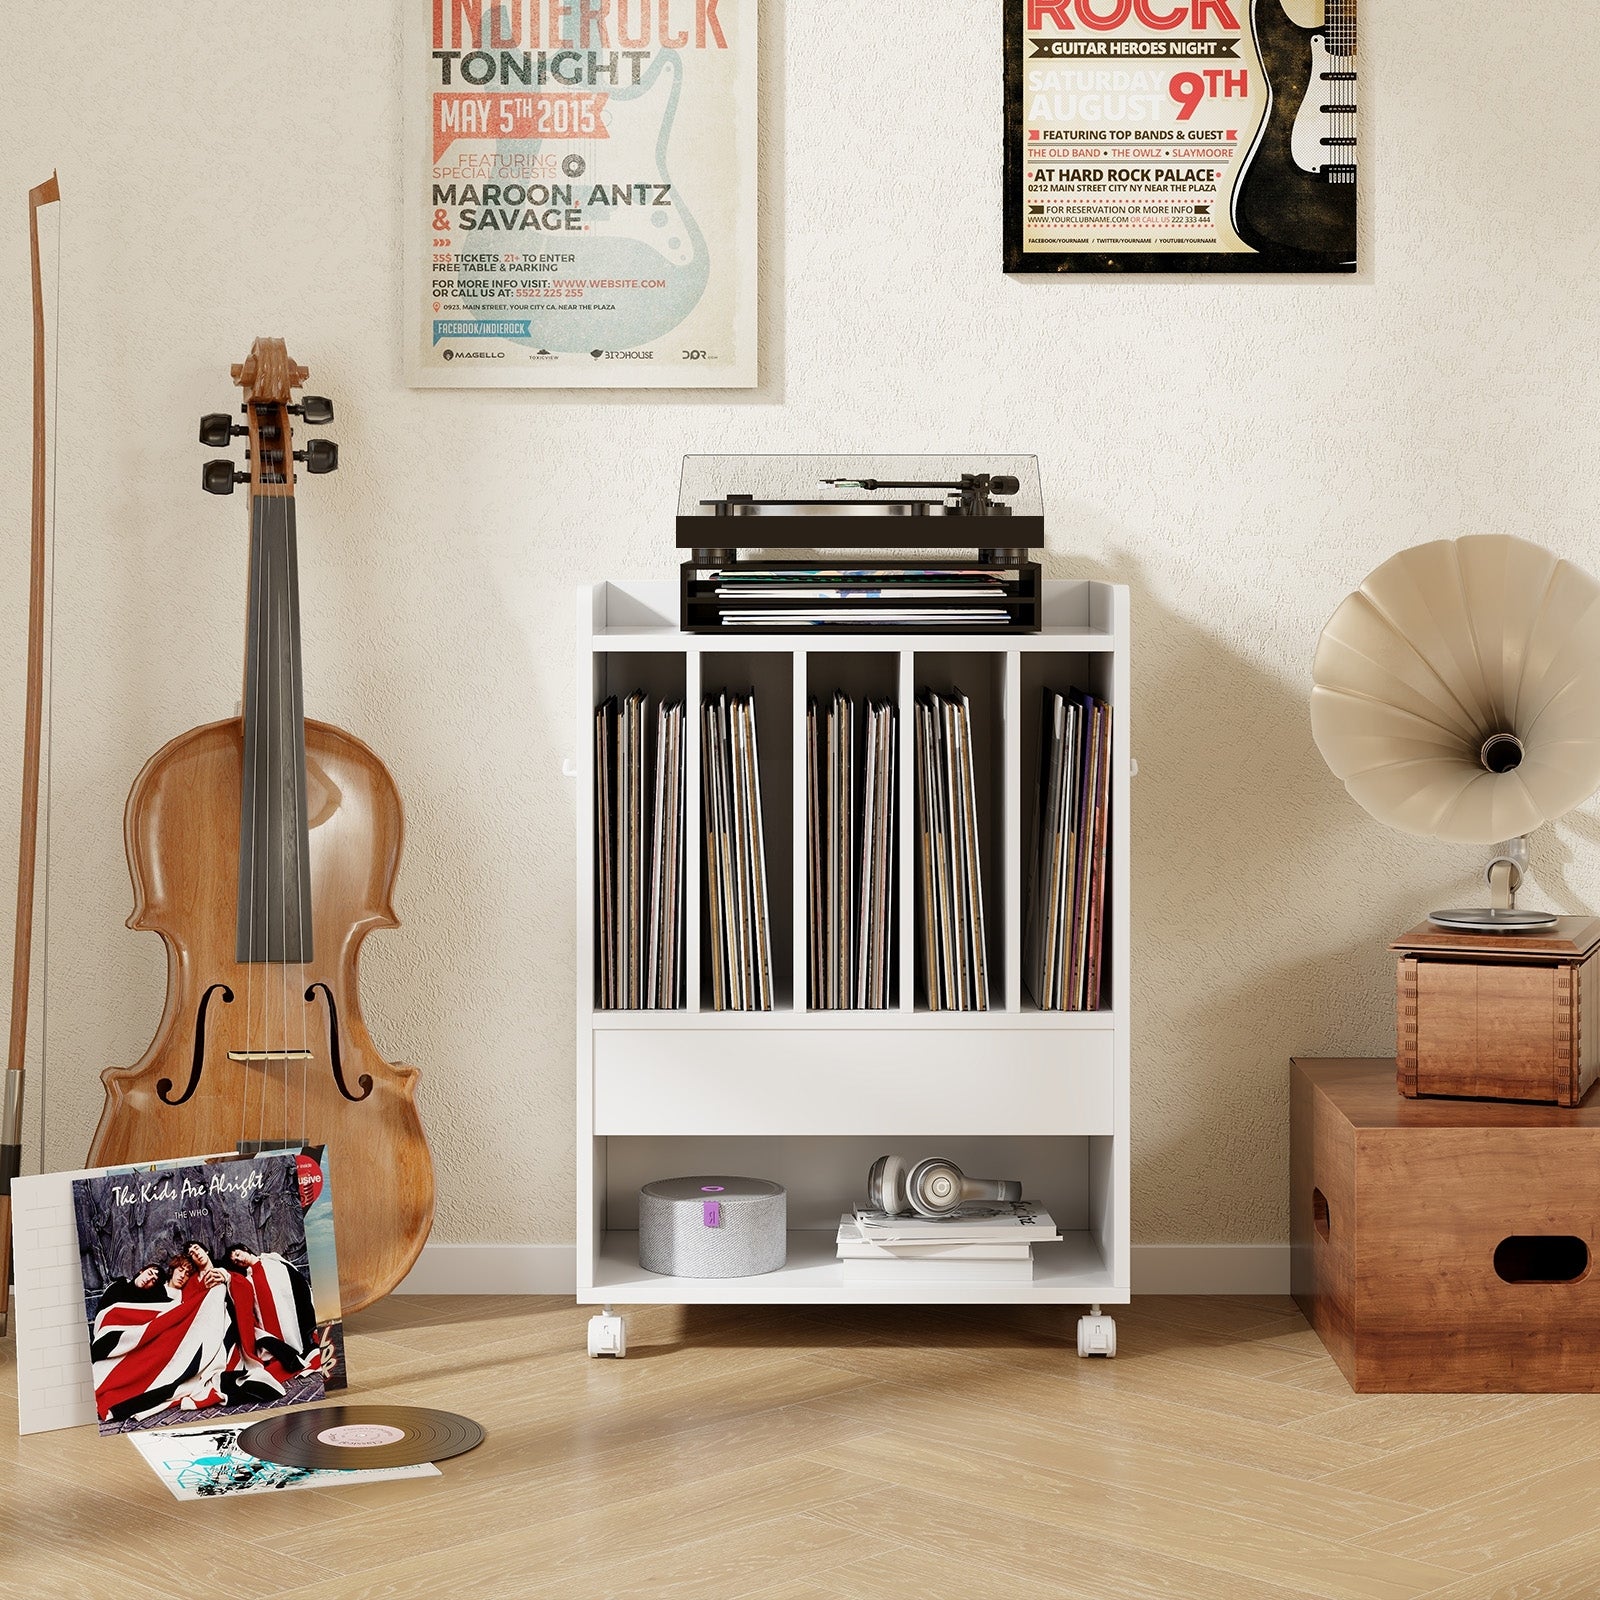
[592,1029,1114,1136]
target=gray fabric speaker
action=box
[638,1176,786,1278]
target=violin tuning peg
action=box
[290,395,334,425]
[202,459,247,496]
[199,412,244,448]
[294,439,338,475]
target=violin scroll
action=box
[230,338,309,403]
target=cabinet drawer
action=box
[592,1028,1114,1136]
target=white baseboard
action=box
[395,1244,577,1295]
[394,1243,1288,1297]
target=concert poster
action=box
[72,1149,345,1435]
[406,0,758,386]
[1004,0,1357,273]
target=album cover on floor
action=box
[71,1148,345,1434]
[127,1422,439,1501]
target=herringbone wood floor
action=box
[6,1293,1600,1598]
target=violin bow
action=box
[1,172,60,1333]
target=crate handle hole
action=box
[1312,1188,1330,1241]
[1493,1235,1589,1283]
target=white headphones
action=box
[867,1154,1023,1218]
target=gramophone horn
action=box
[1311,535,1600,846]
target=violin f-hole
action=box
[159,982,234,1105]
[306,981,371,1102]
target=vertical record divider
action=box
[897,649,915,1014]
[1003,647,1022,1013]
[791,648,809,1014]
[577,593,597,1284]
[684,650,702,1014]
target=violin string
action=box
[243,419,263,1154]
[255,439,273,1153]
[273,406,286,1145]
[239,474,249,1154]
[288,15,305,1152]
[279,431,291,1146]
[292,437,309,1147]
[255,502,267,1150]
[37,199,60,1173]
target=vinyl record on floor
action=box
[238,1405,485,1469]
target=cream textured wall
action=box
[1,3,1596,1252]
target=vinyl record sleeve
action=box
[128,1422,439,1500]
[71,1148,346,1436]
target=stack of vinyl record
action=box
[806,693,896,1008]
[595,694,685,1009]
[1024,688,1112,1010]
[914,688,988,1010]
[706,565,1021,631]
[702,690,774,1010]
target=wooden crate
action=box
[1291,1058,1600,1392]
[1392,918,1600,1105]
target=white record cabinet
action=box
[576,579,1130,1353]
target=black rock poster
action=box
[1004,0,1357,273]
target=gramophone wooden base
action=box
[1392,918,1600,1105]
[1291,1058,1600,1392]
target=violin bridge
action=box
[227,1049,315,1062]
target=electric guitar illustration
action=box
[497,41,711,352]
[1233,0,1357,269]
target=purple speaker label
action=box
[702,1200,722,1228]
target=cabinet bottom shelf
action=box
[582,1229,1125,1305]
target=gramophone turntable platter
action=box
[1427,907,1559,933]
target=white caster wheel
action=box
[587,1309,627,1357]
[1077,1312,1116,1358]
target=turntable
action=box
[677,455,1044,634]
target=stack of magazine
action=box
[837,1202,1060,1283]
[806,693,896,1008]
[914,688,988,1010]
[595,693,685,1008]
[1024,688,1112,1011]
[702,690,773,1010]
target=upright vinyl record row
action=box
[806,693,896,1010]
[915,688,989,1011]
[1024,688,1113,1011]
[596,693,686,1009]
[702,689,774,1010]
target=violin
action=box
[87,339,434,1312]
